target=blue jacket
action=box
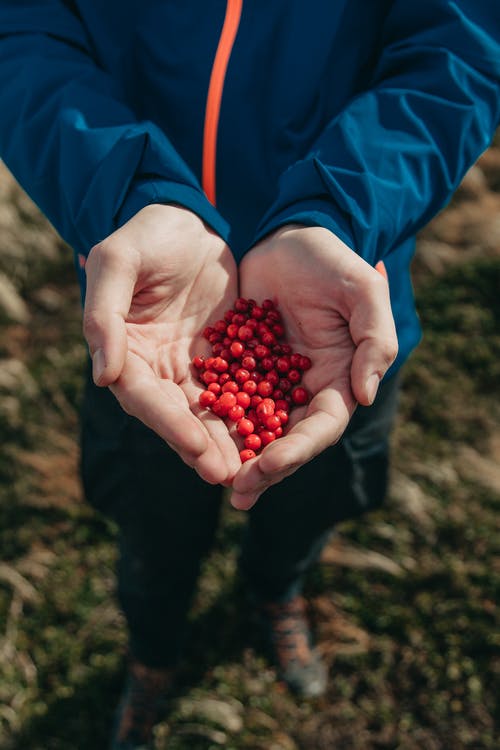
[0,1,499,373]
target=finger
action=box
[83,242,136,386]
[349,272,398,405]
[110,352,230,484]
[231,386,354,502]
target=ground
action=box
[0,142,499,749]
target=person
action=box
[0,2,499,748]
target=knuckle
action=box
[82,308,105,341]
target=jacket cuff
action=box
[252,198,356,255]
[115,178,231,243]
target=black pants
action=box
[80,370,399,667]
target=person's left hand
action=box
[229,224,398,509]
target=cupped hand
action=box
[230,225,398,509]
[83,204,240,485]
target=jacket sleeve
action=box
[254,0,500,265]
[0,1,228,257]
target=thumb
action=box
[83,242,136,386]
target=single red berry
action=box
[291,386,309,405]
[220,348,232,361]
[240,448,256,462]
[192,355,205,369]
[218,373,231,385]
[213,357,229,373]
[256,399,275,418]
[290,353,302,369]
[266,309,281,323]
[230,340,244,358]
[246,318,258,329]
[261,331,276,347]
[222,380,239,394]
[272,389,284,401]
[238,325,253,341]
[279,378,292,393]
[299,355,312,371]
[251,305,264,320]
[224,309,235,323]
[254,344,270,360]
[212,342,224,356]
[245,433,262,451]
[235,368,251,384]
[251,395,263,408]
[276,356,290,374]
[275,426,283,438]
[260,430,276,447]
[237,418,255,437]
[288,368,301,383]
[202,326,214,340]
[229,362,240,375]
[265,370,280,386]
[226,323,239,339]
[204,357,216,370]
[250,370,263,383]
[242,380,257,395]
[207,382,221,395]
[208,332,222,345]
[228,404,245,422]
[241,355,256,370]
[236,391,251,409]
[275,409,289,425]
[214,319,227,333]
[234,298,249,313]
[261,357,275,372]
[281,343,292,355]
[265,414,282,432]
[262,299,275,310]
[199,390,217,408]
[257,380,273,397]
[202,370,219,385]
[275,399,289,412]
[272,323,285,338]
[212,400,226,417]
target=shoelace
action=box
[264,598,312,667]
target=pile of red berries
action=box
[192,298,311,463]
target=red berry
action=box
[240,448,256,462]
[272,323,285,338]
[241,355,256,370]
[222,380,239,394]
[260,430,276,447]
[220,348,232,361]
[251,305,264,320]
[261,331,276,347]
[204,357,216,370]
[265,370,280,386]
[207,382,221,395]
[199,390,217,408]
[262,299,275,310]
[275,426,283,437]
[254,344,270,360]
[244,433,262,451]
[234,298,249,312]
[275,399,289,412]
[228,404,245,422]
[214,319,227,333]
[208,332,222,344]
[218,392,237,409]
[237,418,255,437]
[265,414,282,432]
[242,380,257,395]
[218,373,231,385]
[251,395,263,408]
[236,391,251,409]
[290,353,302,368]
[275,409,289,425]
[192,355,205,369]
[276,356,290,374]
[272,389,284,401]
[212,342,224,356]
[224,309,235,323]
[257,380,273,397]
[256,399,275,418]
[261,357,274,372]
[229,362,240,375]
[202,370,219,385]
[238,325,253,341]
[279,378,291,393]
[299,356,312,371]
[230,340,244,358]
[202,326,214,339]
[281,344,292,355]
[288,368,301,383]
[291,386,309,405]
[235,368,251,384]
[246,409,258,426]
[226,323,239,338]
[213,357,229,373]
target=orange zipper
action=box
[202,0,243,206]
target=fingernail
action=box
[92,348,106,384]
[366,374,380,404]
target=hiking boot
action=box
[110,658,176,750]
[261,595,327,698]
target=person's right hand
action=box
[83,204,240,486]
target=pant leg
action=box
[239,374,400,602]
[80,366,223,667]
